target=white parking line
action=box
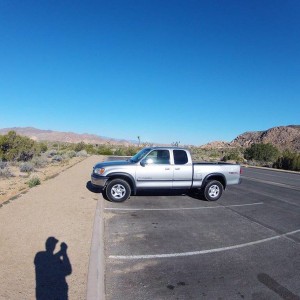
[243,176,300,191]
[109,229,300,260]
[105,202,264,211]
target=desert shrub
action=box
[83,144,97,154]
[222,149,243,162]
[52,155,64,162]
[28,176,41,188]
[76,150,88,157]
[114,148,126,156]
[74,142,86,152]
[274,151,300,171]
[96,146,113,155]
[66,150,76,158]
[125,147,139,156]
[20,162,35,172]
[46,149,58,157]
[0,160,7,169]
[0,131,39,161]
[31,156,48,168]
[244,143,279,162]
[0,166,14,178]
[36,142,48,153]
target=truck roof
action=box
[146,146,188,151]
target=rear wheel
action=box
[203,180,223,201]
[105,179,131,202]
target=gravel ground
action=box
[0,155,104,300]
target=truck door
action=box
[136,149,173,189]
[172,150,193,189]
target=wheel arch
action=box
[203,173,227,189]
[106,172,137,195]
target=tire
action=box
[203,180,223,201]
[105,179,131,202]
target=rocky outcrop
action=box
[231,126,300,151]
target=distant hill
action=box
[201,125,300,152]
[1,125,299,151]
[0,127,136,146]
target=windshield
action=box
[130,148,152,163]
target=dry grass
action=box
[0,156,87,205]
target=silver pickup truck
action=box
[91,147,241,202]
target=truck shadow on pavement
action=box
[34,237,72,300]
[86,180,206,201]
[86,181,102,194]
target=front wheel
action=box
[203,180,223,201]
[105,179,131,202]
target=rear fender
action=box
[202,173,227,189]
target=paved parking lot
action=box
[102,167,300,299]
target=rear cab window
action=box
[173,150,188,165]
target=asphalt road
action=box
[102,167,300,300]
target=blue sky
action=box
[0,0,299,145]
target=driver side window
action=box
[146,150,170,165]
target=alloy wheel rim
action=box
[111,184,126,199]
[208,185,220,198]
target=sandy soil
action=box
[0,155,105,300]
[0,157,87,205]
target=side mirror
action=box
[140,158,154,167]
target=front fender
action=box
[106,172,137,195]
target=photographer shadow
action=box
[34,237,72,300]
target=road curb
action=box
[87,196,105,300]
[242,165,300,175]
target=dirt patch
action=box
[0,156,87,205]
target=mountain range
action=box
[0,127,135,146]
[0,125,299,151]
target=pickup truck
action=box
[91,147,241,202]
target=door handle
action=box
[165,168,170,170]
[175,168,180,170]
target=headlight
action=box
[94,167,105,175]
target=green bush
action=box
[244,143,279,162]
[96,147,113,155]
[28,176,41,188]
[0,131,39,161]
[222,149,242,162]
[274,151,300,171]
[74,142,86,152]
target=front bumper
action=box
[91,174,109,189]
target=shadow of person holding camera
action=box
[34,237,72,300]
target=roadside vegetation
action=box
[1,132,299,186]
[0,131,89,188]
[191,143,299,171]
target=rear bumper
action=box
[91,174,109,189]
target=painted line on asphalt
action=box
[109,229,300,260]
[105,202,264,211]
[243,176,300,191]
